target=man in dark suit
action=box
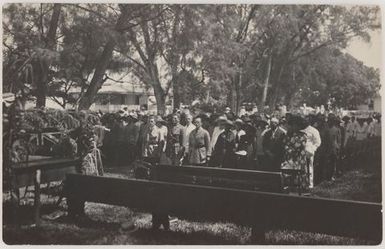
[262,117,287,171]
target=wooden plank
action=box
[11,158,80,173]
[64,174,382,242]
[155,164,281,180]
[151,165,283,192]
[10,157,79,189]
[13,166,77,188]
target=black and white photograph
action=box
[2,1,383,245]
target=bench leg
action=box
[250,226,266,244]
[34,169,41,226]
[67,197,85,218]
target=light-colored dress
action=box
[188,127,210,165]
[142,126,162,158]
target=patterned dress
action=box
[281,131,308,171]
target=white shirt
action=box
[373,121,381,137]
[346,121,356,137]
[255,129,267,156]
[208,126,224,156]
[239,108,246,117]
[183,123,196,151]
[234,129,246,142]
[301,125,321,155]
[367,122,375,137]
[356,122,368,141]
[158,125,168,141]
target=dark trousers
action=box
[112,141,127,167]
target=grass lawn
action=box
[2,167,381,245]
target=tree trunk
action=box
[35,60,49,108]
[35,3,61,108]
[235,70,242,115]
[78,7,129,110]
[260,53,272,109]
[153,83,166,115]
[172,69,181,110]
[78,39,115,110]
[228,84,236,112]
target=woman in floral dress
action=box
[281,115,309,190]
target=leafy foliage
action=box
[2,4,381,112]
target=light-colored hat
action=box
[118,110,128,117]
[223,119,234,127]
[235,118,244,124]
[129,112,138,120]
[155,116,167,124]
[216,115,227,123]
[271,117,279,124]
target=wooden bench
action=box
[6,158,81,225]
[10,157,80,188]
[135,163,284,193]
[64,173,382,243]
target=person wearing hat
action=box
[124,112,140,163]
[224,107,235,121]
[238,105,246,117]
[353,116,369,166]
[110,111,129,166]
[182,113,196,163]
[323,115,342,181]
[301,114,321,188]
[155,115,168,153]
[188,117,210,166]
[372,113,381,138]
[236,122,257,169]
[366,116,375,138]
[254,116,269,169]
[241,115,252,124]
[281,114,308,190]
[234,119,246,145]
[355,116,368,141]
[141,115,162,164]
[371,114,381,161]
[341,116,351,147]
[312,113,329,184]
[209,119,236,168]
[208,115,227,157]
[262,116,287,171]
[164,113,185,166]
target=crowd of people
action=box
[95,104,381,191]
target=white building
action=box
[69,81,155,113]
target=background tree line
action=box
[3,4,381,114]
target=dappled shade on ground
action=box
[3,168,380,245]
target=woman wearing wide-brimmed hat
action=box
[234,118,246,143]
[236,122,257,170]
[253,115,269,169]
[281,114,309,192]
[209,119,237,168]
